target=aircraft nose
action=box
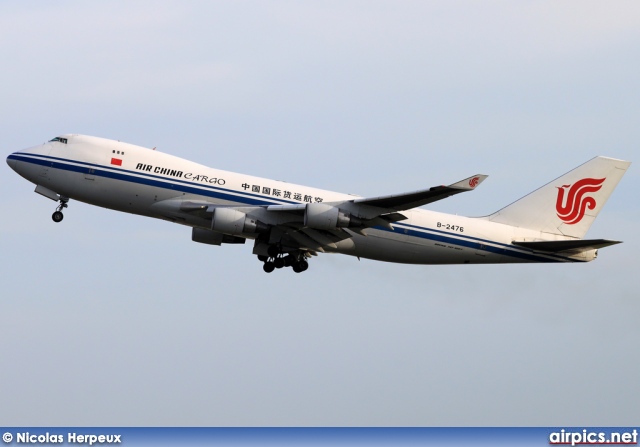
[6,152,17,171]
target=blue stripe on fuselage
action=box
[391,222,573,262]
[8,152,293,206]
[387,224,568,263]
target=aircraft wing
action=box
[266,174,488,217]
[352,174,488,211]
[155,173,487,253]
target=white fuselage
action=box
[7,135,593,264]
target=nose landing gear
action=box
[51,197,69,223]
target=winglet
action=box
[448,174,488,190]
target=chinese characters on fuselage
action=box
[241,183,323,203]
[133,163,322,203]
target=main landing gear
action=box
[258,249,310,274]
[51,197,69,223]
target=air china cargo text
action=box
[135,163,225,185]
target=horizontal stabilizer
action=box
[512,239,621,253]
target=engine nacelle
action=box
[304,203,361,230]
[212,208,268,235]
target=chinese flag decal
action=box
[111,158,122,166]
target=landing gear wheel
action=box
[299,260,309,272]
[274,257,285,269]
[263,262,275,273]
[283,255,293,267]
[52,197,69,223]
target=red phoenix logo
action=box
[469,177,480,188]
[555,177,605,225]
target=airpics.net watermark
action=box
[549,429,638,446]
[3,432,121,446]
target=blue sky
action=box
[1,1,639,425]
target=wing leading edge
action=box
[352,174,488,211]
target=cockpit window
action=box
[49,137,68,144]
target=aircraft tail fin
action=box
[486,156,631,239]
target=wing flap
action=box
[287,231,327,252]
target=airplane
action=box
[6,134,631,273]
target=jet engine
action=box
[212,208,269,235]
[304,203,362,230]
